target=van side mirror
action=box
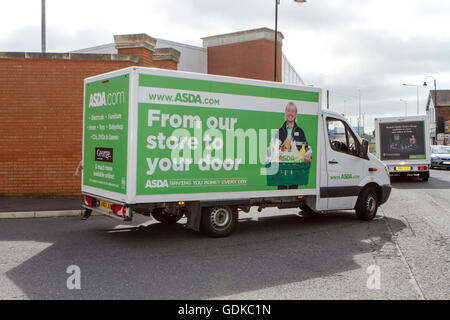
[360,139,369,158]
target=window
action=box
[432,145,450,154]
[327,118,360,157]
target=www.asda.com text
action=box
[149,92,220,106]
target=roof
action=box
[201,27,284,48]
[427,90,450,110]
[71,38,205,54]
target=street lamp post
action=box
[423,76,437,144]
[400,99,408,116]
[274,0,306,81]
[402,83,419,115]
[423,76,437,109]
[41,0,46,53]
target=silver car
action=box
[431,145,450,169]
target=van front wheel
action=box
[355,187,379,221]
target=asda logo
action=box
[145,179,169,188]
[89,91,125,108]
[175,93,201,103]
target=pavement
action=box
[0,197,85,219]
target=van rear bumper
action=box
[380,184,391,204]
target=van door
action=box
[324,117,365,210]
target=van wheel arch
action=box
[362,183,382,202]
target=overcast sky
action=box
[1,0,449,133]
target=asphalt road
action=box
[0,169,449,300]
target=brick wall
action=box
[436,106,450,133]
[152,59,178,70]
[116,48,177,70]
[117,48,154,67]
[436,107,450,122]
[207,39,281,82]
[0,49,177,196]
[0,30,280,196]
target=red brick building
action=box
[426,90,450,144]
[202,28,284,82]
[0,28,303,196]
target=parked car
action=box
[430,145,450,169]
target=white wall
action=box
[426,98,436,144]
[155,39,207,74]
[282,54,304,85]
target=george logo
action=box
[95,147,113,162]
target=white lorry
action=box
[81,67,391,237]
[374,116,430,181]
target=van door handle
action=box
[328,160,338,164]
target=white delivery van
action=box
[81,67,391,237]
[374,116,430,181]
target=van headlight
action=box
[384,166,390,176]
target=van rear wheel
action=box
[152,208,183,224]
[299,203,315,215]
[420,172,429,182]
[355,187,379,221]
[200,206,238,237]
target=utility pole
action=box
[358,90,362,135]
[41,0,46,53]
[327,90,329,109]
[362,114,365,135]
[402,84,419,115]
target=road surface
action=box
[0,169,448,300]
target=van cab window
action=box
[327,118,360,157]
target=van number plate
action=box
[100,200,113,211]
[395,167,411,171]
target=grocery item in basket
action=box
[300,145,306,158]
[283,138,292,151]
[305,147,312,162]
